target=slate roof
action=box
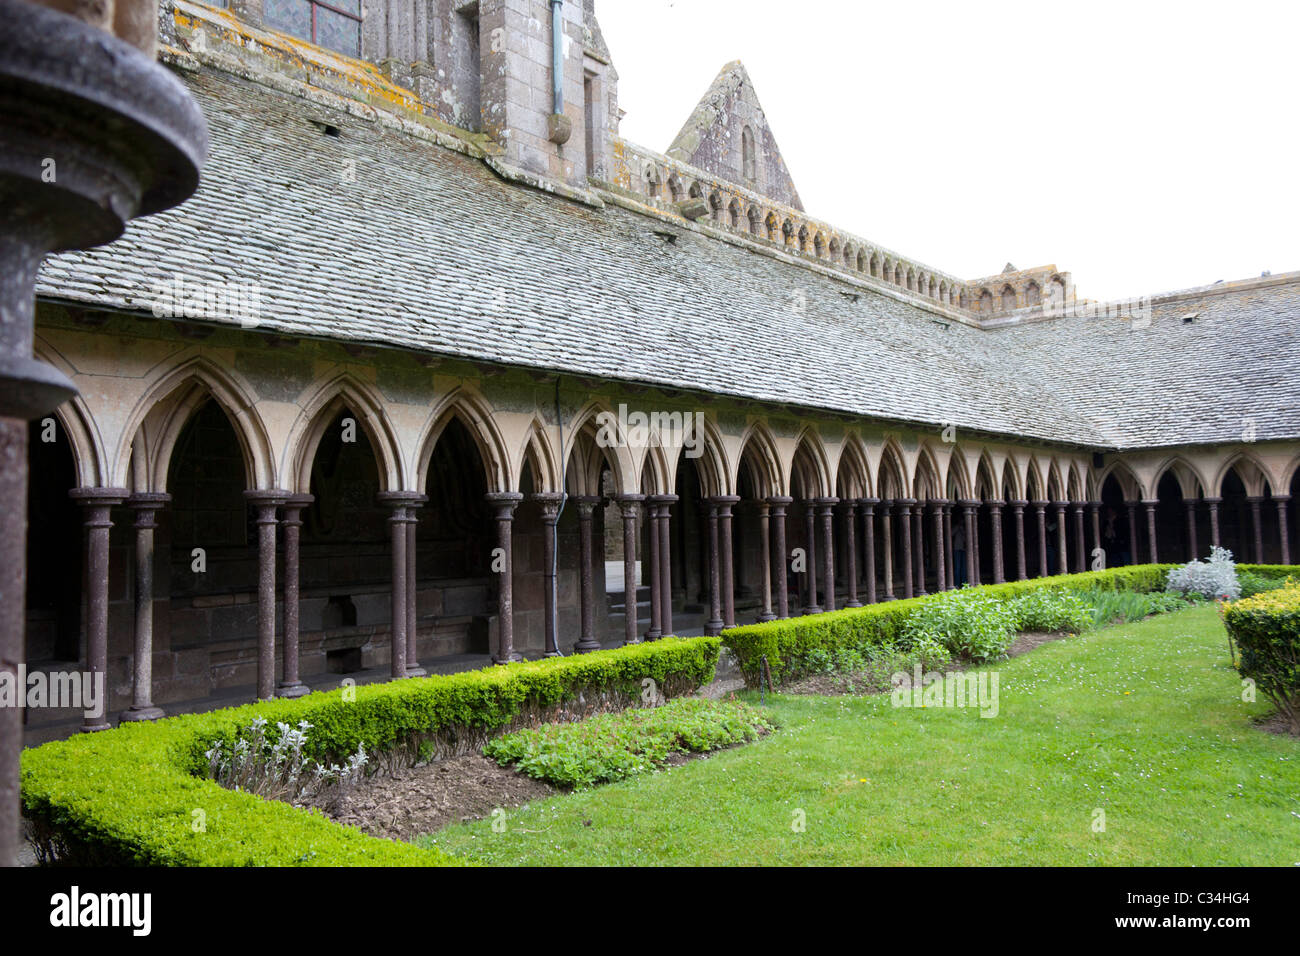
[35,67,1300,451]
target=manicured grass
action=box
[418,605,1300,865]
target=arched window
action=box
[742,126,757,181]
[728,198,741,228]
[747,206,762,236]
[1025,281,1041,306]
[979,289,994,312]
[766,212,779,241]
[1001,285,1017,311]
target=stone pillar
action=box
[121,493,168,721]
[705,498,723,636]
[989,499,1005,584]
[1125,500,1139,566]
[970,501,981,585]
[943,502,955,588]
[243,490,286,699]
[1205,496,1221,549]
[405,494,427,676]
[1054,501,1069,575]
[1072,503,1085,573]
[911,502,926,597]
[1142,499,1159,564]
[816,497,837,611]
[898,498,915,599]
[644,499,662,640]
[653,494,677,635]
[1033,500,1048,577]
[1276,496,1291,565]
[1247,496,1265,563]
[70,488,128,730]
[1088,500,1102,569]
[1184,498,1198,562]
[768,496,792,617]
[758,501,775,621]
[841,500,861,607]
[533,493,564,655]
[959,499,978,587]
[931,499,946,592]
[377,492,413,678]
[881,499,895,600]
[861,498,879,604]
[575,495,602,653]
[277,493,312,696]
[717,495,740,627]
[486,491,524,663]
[618,494,644,643]
[802,500,821,613]
[1011,500,1028,581]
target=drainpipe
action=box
[546,0,572,144]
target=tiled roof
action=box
[35,67,1300,450]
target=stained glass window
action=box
[264,0,361,58]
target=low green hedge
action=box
[1223,581,1300,731]
[722,565,1178,688]
[22,636,720,866]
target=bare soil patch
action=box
[1256,712,1300,738]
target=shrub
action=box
[483,698,774,790]
[1237,570,1287,599]
[1222,582,1300,732]
[1167,546,1241,601]
[22,636,720,865]
[1007,589,1093,634]
[902,588,1019,663]
[205,717,368,802]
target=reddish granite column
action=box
[841,500,861,607]
[758,501,775,621]
[1276,496,1291,565]
[405,494,427,676]
[644,499,663,640]
[1054,501,1069,575]
[861,498,879,604]
[654,494,677,635]
[1247,496,1265,562]
[121,493,168,721]
[989,499,1005,584]
[1205,496,1221,549]
[970,502,981,585]
[802,500,821,613]
[486,491,524,662]
[911,503,926,597]
[533,492,563,656]
[1125,500,1139,566]
[575,495,602,653]
[1142,499,1159,564]
[768,496,792,617]
[70,488,128,730]
[1184,498,1199,562]
[943,502,955,588]
[618,494,644,643]
[929,500,946,592]
[1033,500,1048,578]
[1011,500,1028,580]
[376,492,410,678]
[705,499,723,635]
[816,497,837,611]
[717,495,739,627]
[244,490,287,699]
[897,498,915,599]
[880,499,895,600]
[960,499,978,587]
[278,493,312,696]
[1072,503,1086,573]
[1088,500,1102,569]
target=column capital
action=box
[814,496,840,511]
[1031,499,1049,509]
[859,496,880,507]
[837,498,859,513]
[1086,499,1102,509]
[126,491,170,510]
[1273,495,1292,504]
[648,493,679,507]
[766,495,794,506]
[574,494,602,517]
[531,491,565,521]
[1052,499,1069,509]
[1009,499,1028,509]
[376,490,425,509]
[896,497,916,508]
[1069,501,1085,513]
[1245,495,1266,504]
[1140,498,1160,507]
[959,498,980,510]
[282,492,315,510]
[243,488,289,508]
[484,490,524,517]
[69,486,130,507]
[616,493,646,506]
[987,498,1005,509]
[1203,496,1222,505]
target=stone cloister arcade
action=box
[24,320,1300,737]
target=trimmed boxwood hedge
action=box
[21,636,720,866]
[1223,579,1300,730]
[721,565,1181,688]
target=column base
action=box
[758,612,777,623]
[845,600,863,608]
[644,629,662,641]
[276,680,311,698]
[119,705,165,722]
[492,652,524,665]
[404,667,427,678]
[804,605,823,615]
[704,619,724,636]
[622,638,643,647]
[79,717,112,733]
[544,649,563,658]
[573,640,602,654]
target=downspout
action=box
[546,0,572,144]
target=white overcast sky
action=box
[596,0,1299,302]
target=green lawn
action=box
[419,605,1300,865]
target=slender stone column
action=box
[1184,498,1199,562]
[1011,500,1028,580]
[575,495,602,653]
[1125,500,1139,566]
[989,499,1005,584]
[1032,500,1048,577]
[898,498,915,599]
[485,491,524,663]
[618,494,644,643]
[1054,501,1069,575]
[802,500,821,613]
[861,498,878,604]
[705,498,723,636]
[1247,496,1265,563]
[931,499,946,592]
[758,501,775,621]
[959,499,978,587]
[911,503,926,597]
[817,497,838,611]
[653,494,677,635]
[717,495,740,627]
[277,493,312,697]
[376,493,409,678]
[1276,496,1291,565]
[244,490,287,699]
[1142,499,1159,564]
[970,501,981,585]
[1072,503,1086,573]
[644,499,662,640]
[70,489,129,730]
[1088,500,1102,569]
[1205,496,1222,549]
[880,499,895,600]
[768,496,792,617]
[405,494,427,676]
[943,502,955,588]
[532,492,564,656]
[841,500,861,607]
[121,493,168,721]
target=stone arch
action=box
[913,443,944,500]
[1066,462,1085,502]
[944,448,972,500]
[813,231,827,258]
[1000,285,1017,311]
[415,388,512,493]
[643,163,661,198]
[765,211,779,241]
[741,124,758,181]
[842,242,854,269]
[1097,458,1140,501]
[978,288,994,313]
[1046,460,1066,501]
[835,434,872,500]
[746,205,762,235]
[789,427,832,498]
[728,197,742,228]
[119,354,274,493]
[997,453,1024,501]
[974,452,998,500]
[735,420,784,498]
[781,218,795,246]
[688,180,704,200]
[1025,280,1042,307]
[1212,452,1274,498]
[1148,455,1208,501]
[638,440,673,496]
[47,396,105,489]
[667,172,683,202]
[708,189,723,221]
[877,439,908,498]
[286,373,404,495]
[562,399,634,496]
[797,224,810,253]
[516,417,562,495]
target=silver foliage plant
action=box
[206,717,368,803]
[1166,546,1241,601]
